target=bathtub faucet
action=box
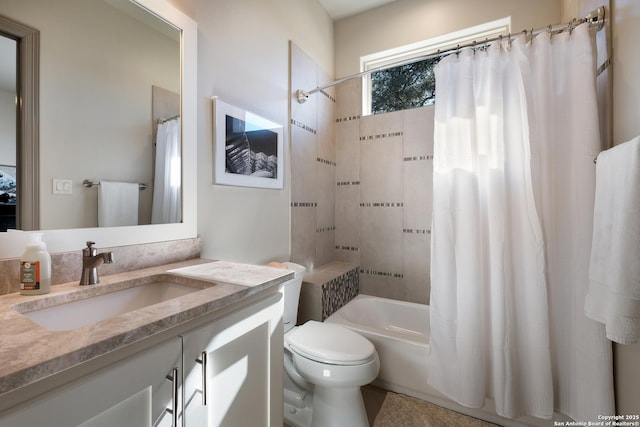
[80,241,114,285]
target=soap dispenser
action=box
[19,233,52,295]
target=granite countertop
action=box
[0,258,293,400]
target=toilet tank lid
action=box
[286,320,376,365]
[282,262,306,278]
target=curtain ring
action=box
[547,24,552,34]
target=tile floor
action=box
[362,385,389,426]
[283,385,388,427]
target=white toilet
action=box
[279,263,379,427]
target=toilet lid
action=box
[286,321,376,365]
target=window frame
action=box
[361,17,511,115]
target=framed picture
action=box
[212,97,284,189]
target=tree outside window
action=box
[370,57,439,115]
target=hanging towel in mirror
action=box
[98,181,139,227]
[585,136,640,344]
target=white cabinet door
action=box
[182,293,283,427]
[0,338,182,427]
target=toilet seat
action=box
[286,321,376,365]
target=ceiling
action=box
[318,0,397,20]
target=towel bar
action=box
[82,179,148,190]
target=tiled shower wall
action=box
[334,79,434,305]
[290,44,434,305]
[289,42,336,271]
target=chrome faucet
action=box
[80,241,114,285]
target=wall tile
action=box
[360,135,403,203]
[403,106,435,158]
[335,247,360,265]
[359,272,405,301]
[335,184,360,250]
[290,42,335,272]
[336,120,360,183]
[291,206,317,271]
[317,68,336,164]
[290,125,317,203]
[290,42,317,131]
[321,267,359,319]
[317,162,336,229]
[370,110,404,136]
[315,229,335,269]
[336,79,362,119]
[360,206,403,275]
[403,158,432,230]
[403,232,431,304]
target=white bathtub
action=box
[325,294,555,427]
[325,294,433,400]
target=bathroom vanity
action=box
[0,259,291,427]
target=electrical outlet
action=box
[52,179,73,195]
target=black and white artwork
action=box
[213,97,283,189]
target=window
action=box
[362,17,511,115]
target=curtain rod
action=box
[295,6,606,104]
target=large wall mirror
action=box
[0,0,197,257]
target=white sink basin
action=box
[18,280,200,331]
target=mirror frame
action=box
[0,0,197,258]
[0,14,39,231]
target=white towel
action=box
[98,181,139,227]
[585,136,640,344]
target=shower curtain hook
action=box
[508,33,512,48]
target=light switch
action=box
[53,179,73,195]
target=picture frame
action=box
[212,97,284,189]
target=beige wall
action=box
[566,0,640,417]
[563,0,640,417]
[169,0,334,265]
[610,0,640,413]
[334,0,561,77]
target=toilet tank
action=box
[280,262,306,333]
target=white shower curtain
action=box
[527,25,614,421]
[152,118,182,224]
[429,23,613,421]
